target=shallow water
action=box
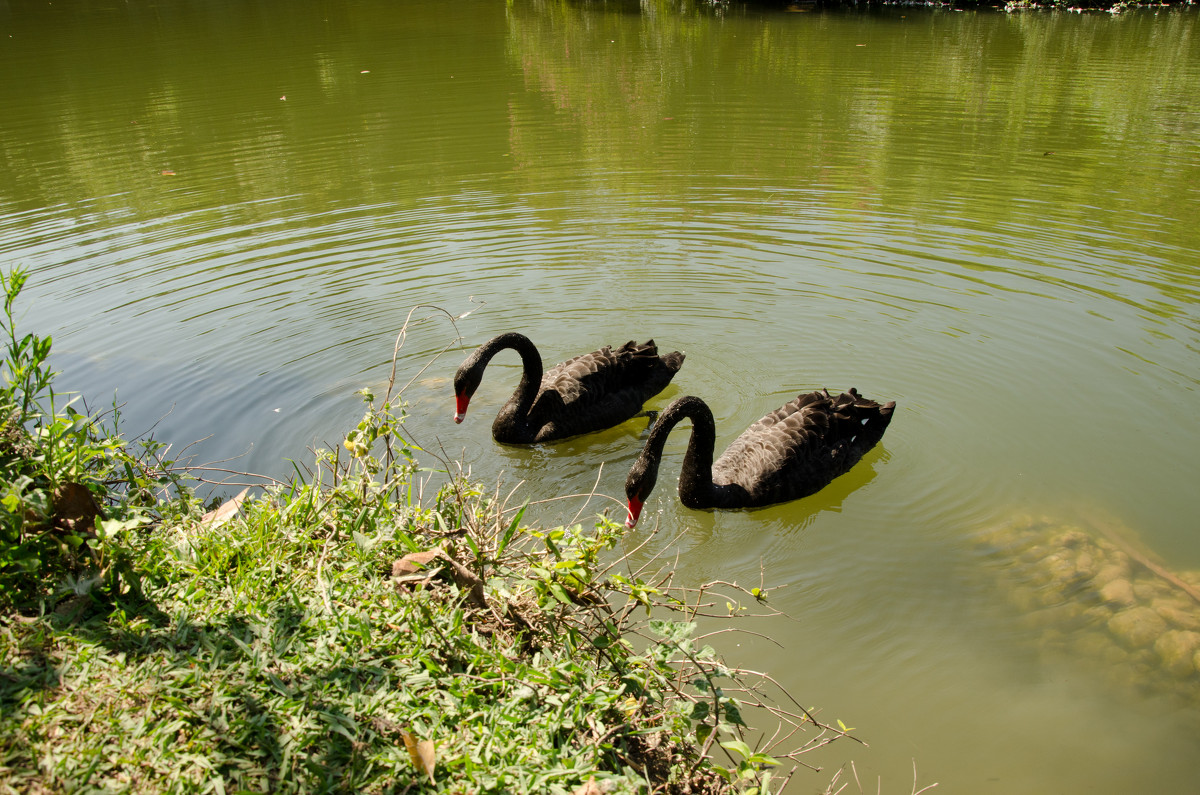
[3,0,1200,790]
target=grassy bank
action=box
[0,270,861,794]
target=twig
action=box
[693,626,785,648]
[567,463,605,528]
[911,759,938,794]
[184,466,289,489]
[1093,522,1200,605]
[382,302,479,408]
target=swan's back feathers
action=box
[531,340,683,441]
[527,339,684,442]
[546,340,680,388]
[711,388,895,506]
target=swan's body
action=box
[453,332,685,444]
[624,390,895,527]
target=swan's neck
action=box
[470,333,541,409]
[649,396,719,509]
[505,334,544,415]
[466,333,543,440]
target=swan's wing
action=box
[712,390,893,506]
[546,341,675,393]
[711,394,830,503]
[529,341,684,439]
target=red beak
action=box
[625,497,643,528]
[454,393,470,423]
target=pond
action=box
[3,0,1200,790]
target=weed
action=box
[0,267,193,610]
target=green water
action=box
[3,1,1200,790]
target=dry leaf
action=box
[52,482,101,534]
[572,779,607,795]
[392,568,443,587]
[199,488,249,529]
[391,548,489,608]
[400,730,436,783]
[391,549,445,577]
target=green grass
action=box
[1,470,821,793]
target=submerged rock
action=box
[1099,578,1136,608]
[1109,607,1168,650]
[1154,600,1200,632]
[1092,562,1131,589]
[1155,630,1200,679]
[973,511,1200,704]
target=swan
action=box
[624,389,895,527]
[453,332,685,444]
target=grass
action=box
[2,506,647,792]
[0,275,862,794]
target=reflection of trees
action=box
[1,0,1196,245]
[507,2,1199,234]
[0,0,512,220]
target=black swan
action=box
[624,389,895,527]
[453,332,685,444]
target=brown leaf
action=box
[573,779,606,795]
[391,548,489,609]
[392,568,443,587]
[52,482,102,534]
[391,549,445,577]
[400,730,436,783]
[199,488,249,529]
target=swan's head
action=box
[623,451,661,528]
[452,361,484,424]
